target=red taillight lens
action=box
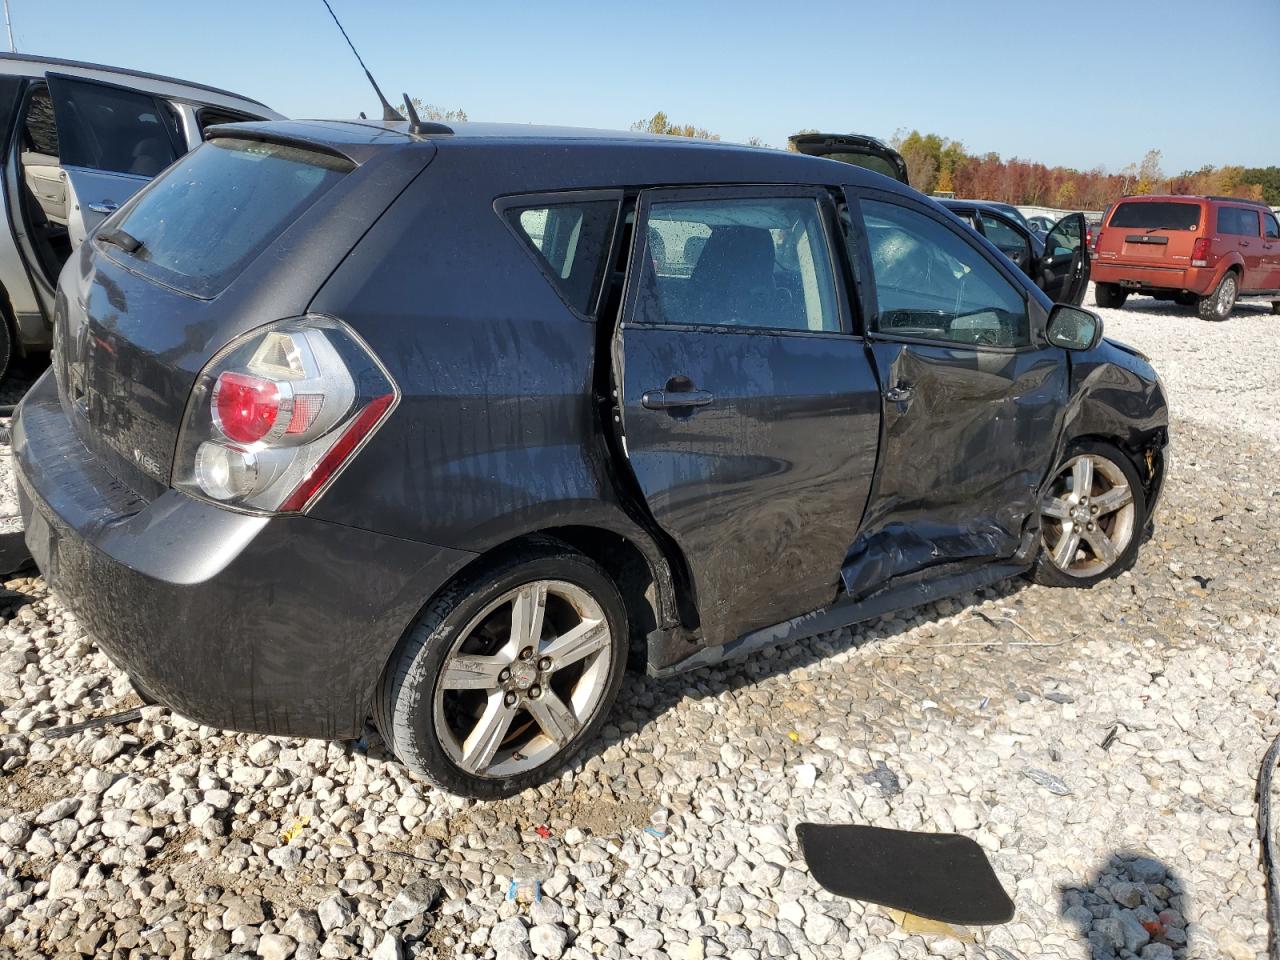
[174,317,397,514]
[1191,237,1211,267]
[212,372,281,443]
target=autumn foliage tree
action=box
[631,112,719,140]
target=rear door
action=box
[1261,210,1280,289]
[841,188,1067,596]
[44,73,185,244]
[613,186,883,647]
[1037,213,1090,304]
[1219,205,1265,290]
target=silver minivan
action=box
[0,53,281,379]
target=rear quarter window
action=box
[1108,202,1201,231]
[504,197,619,316]
[103,137,352,298]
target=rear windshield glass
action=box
[1108,201,1200,231]
[104,137,352,298]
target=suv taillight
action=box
[1191,237,1211,268]
[173,316,397,514]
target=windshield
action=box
[103,137,352,298]
[1108,201,1201,231]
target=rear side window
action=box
[22,87,59,156]
[56,82,182,177]
[505,199,619,316]
[860,198,1029,348]
[1217,206,1260,237]
[1108,202,1200,231]
[633,196,840,333]
[106,137,351,298]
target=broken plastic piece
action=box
[507,879,542,904]
[797,823,1015,926]
[885,908,974,941]
[1023,767,1073,796]
[534,825,551,839]
[38,707,143,740]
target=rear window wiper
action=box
[97,228,144,254]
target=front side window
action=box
[978,212,1030,265]
[1264,212,1280,240]
[506,199,618,316]
[633,196,840,333]
[860,198,1029,348]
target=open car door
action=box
[788,132,910,187]
[1037,212,1090,305]
[44,73,186,246]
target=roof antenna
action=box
[401,93,454,136]
[320,0,403,122]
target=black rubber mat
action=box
[796,823,1015,925]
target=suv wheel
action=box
[374,541,628,798]
[1094,283,1127,309]
[1031,441,1146,588]
[1198,272,1237,321]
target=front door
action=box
[1261,210,1280,289]
[614,186,883,647]
[841,189,1068,596]
[44,73,185,245]
[1039,213,1091,305]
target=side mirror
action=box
[1046,304,1103,350]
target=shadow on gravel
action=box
[1060,851,1189,960]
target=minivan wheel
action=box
[1031,441,1146,588]
[1198,272,1237,321]
[1094,283,1127,309]
[373,542,628,798]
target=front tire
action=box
[1197,272,1238,321]
[373,541,628,799]
[1031,441,1146,588]
[1094,283,1127,309]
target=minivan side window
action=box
[22,87,60,157]
[1265,212,1280,240]
[859,199,1029,348]
[506,199,619,316]
[634,196,840,332]
[1218,207,1260,237]
[57,83,183,178]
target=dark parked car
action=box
[14,120,1169,797]
[939,199,1091,306]
[790,135,1090,306]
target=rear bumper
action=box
[13,371,476,739]
[1091,261,1218,295]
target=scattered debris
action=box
[1023,768,1073,797]
[862,760,903,796]
[280,817,310,845]
[38,707,144,740]
[507,878,542,904]
[534,824,552,840]
[885,907,973,941]
[978,696,990,711]
[1101,725,1120,751]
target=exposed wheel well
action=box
[1063,430,1165,508]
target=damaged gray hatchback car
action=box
[13,119,1168,797]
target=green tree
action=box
[630,112,719,140]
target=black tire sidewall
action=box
[1032,440,1148,589]
[1095,283,1126,309]
[1198,273,1236,321]
[377,547,629,799]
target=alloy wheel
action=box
[1215,275,1237,318]
[432,580,613,778]
[1040,453,1136,578]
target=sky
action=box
[10,0,1279,174]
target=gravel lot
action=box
[0,288,1277,960]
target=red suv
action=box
[1092,195,1280,320]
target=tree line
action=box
[628,113,1278,209]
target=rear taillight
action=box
[174,316,397,514]
[1191,237,1211,268]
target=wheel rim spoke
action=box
[1042,496,1072,520]
[1091,485,1132,516]
[440,655,509,690]
[459,693,517,773]
[526,690,580,748]
[1071,457,1094,497]
[1052,525,1081,569]
[1082,527,1118,565]
[539,617,610,670]
[510,582,548,650]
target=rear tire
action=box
[1271,301,1280,315]
[1031,440,1146,588]
[1197,272,1238,321]
[1094,283,1127,309]
[373,540,628,799]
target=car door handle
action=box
[87,201,119,214]
[1240,241,1250,248]
[641,389,715,410]
[884,383,914,403]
